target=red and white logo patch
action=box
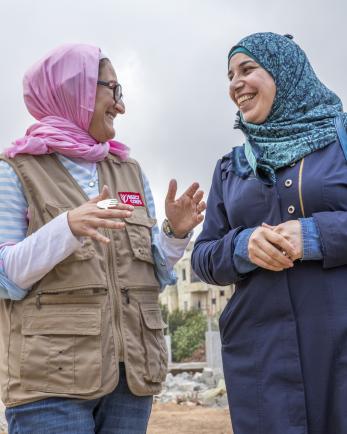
[118,192,144,207]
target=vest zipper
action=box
[97,167,125,362]
[120,285,160,305]
[36,291,43,309]
[106,232,125,361]
[121,288,130,304]
[35,288,107,310]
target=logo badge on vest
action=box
[118,192,144,206]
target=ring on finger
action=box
[97,199,119,209]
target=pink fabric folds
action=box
[6,44,129,162]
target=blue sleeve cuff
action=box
[0,271,29,300]
[299,217,323,261]
[141,169,177,290]
[152,244,177,290]
[233,227,258,274]
[0,249,29,300]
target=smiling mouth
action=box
[237,94,256,107]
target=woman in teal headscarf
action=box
[192,32,347,434]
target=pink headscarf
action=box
[5,44,129,161]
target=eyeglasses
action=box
[97,80,123,104]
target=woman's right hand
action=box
[67,185,134,244]
[248,226,296,271]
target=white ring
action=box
[97,199,119,209]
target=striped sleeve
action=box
[0,161,28,242]
[0,161,30,299]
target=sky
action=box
[1,0,347,231]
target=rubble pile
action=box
[0,369,228,431]
[155,368,228,407]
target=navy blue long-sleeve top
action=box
[191,138,347,434]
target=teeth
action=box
[237,94,255,105]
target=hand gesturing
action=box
[165,180,206,238]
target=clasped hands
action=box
[248,220,303,272]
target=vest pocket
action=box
[124,215,156,264]
[20,305,102,394]
[44,202,96,264]
[139,303,168,383]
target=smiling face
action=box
[228,53,276,124]
[88,60,125,142]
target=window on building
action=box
[182,269,186,281]
[211,298,216,305]
[220,290,225,297]
[190,267,200,283]
[197,300,201,310]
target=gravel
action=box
[155,368,227,407]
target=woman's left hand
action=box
[262,220,303,260]
[165,179,206,238]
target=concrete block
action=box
[205,331,223,372]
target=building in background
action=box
[160,241,234,315]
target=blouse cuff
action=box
[299,217,323,260]
[233,227,258,274]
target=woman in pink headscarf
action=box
[0,44,205,434]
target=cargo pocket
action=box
[20,305,102,394]
[44,202,96,263]
[124,215,156,264]
[139,303,168,383]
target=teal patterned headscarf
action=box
[228,32,347,184]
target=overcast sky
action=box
[1,0,347,231]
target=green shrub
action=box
[166,308,186,335]
[171,311,207,362]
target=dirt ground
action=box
[147,403,233,434]
[0,403,234,434]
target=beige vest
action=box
[0,153,168,407]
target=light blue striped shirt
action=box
[0,154,176,298]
